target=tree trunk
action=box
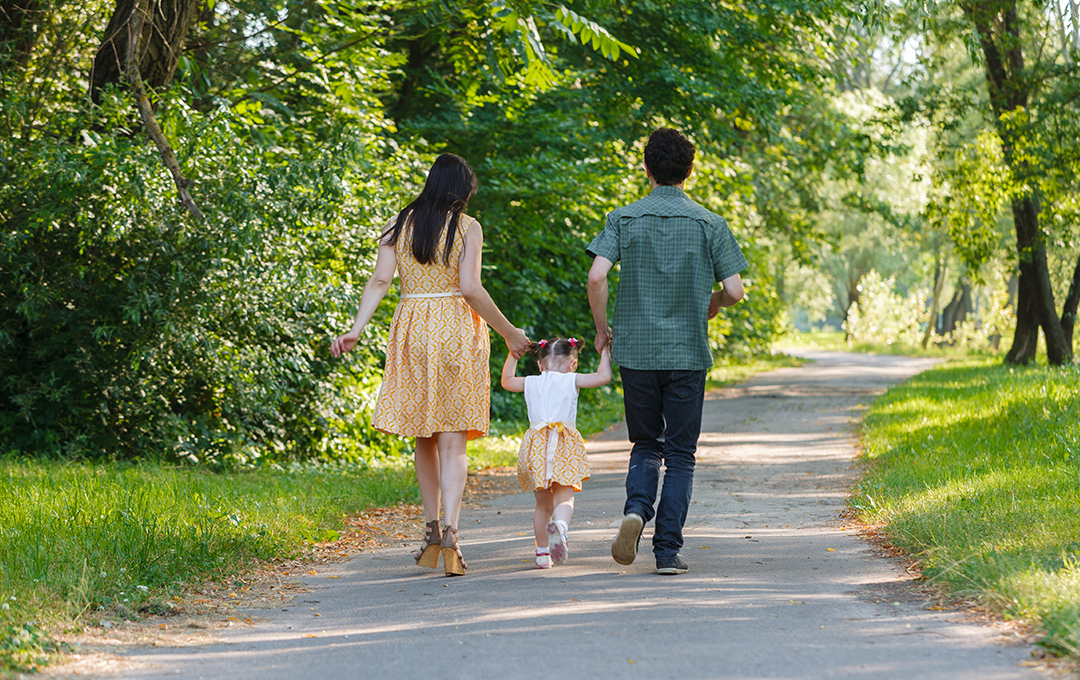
[1071,0,1080,54]
[1005,260,1040,364]
[922,255,948,349]
[1016,197,1070,363]
[969,0,1072,365]
[90,0,199,102]
[0,0,43,71]
[940,277,973,336]
[1061,252,1080,350]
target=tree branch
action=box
[126,0,203,219]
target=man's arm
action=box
[708,273,744,319]
[587,256,615,352]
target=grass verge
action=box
[782,329,1005,360]
[0,459,418,672]
[854,359,1080,658]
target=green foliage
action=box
[857,360,1080,658]
[0,0,877,464]
[711,244,788,360]
[0,622,58,673]
[843,270,928,346]
[0,96,410,464]
[0,457,418,643]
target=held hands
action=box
[594,326,612,353]
[504,326,531,359]
[330,329,361,358]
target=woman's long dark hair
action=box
[383,153,478,265]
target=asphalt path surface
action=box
[117,351,1043,680]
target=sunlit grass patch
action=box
[706,352,805,390]
[856,359,1080,657]
[0,458,417,670]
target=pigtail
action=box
[567,337,585,355]
[527,340,544,355]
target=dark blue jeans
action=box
[620,368,707,562]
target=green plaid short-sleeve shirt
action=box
[586,185,748,371]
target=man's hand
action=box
[594,325,612,353]
[708,291,722,320]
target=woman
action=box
[331,153,529,576]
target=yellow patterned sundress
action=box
[372,214,491,440]
[517,371,590,492]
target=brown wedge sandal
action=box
[441,526,467,576]
[413,519,441,569]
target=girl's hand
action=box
[504,327,531,359]
[330,330,361,357]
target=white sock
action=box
[536,546,550,555]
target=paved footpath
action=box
[119,351,1044,680]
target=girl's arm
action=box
[501,353,526,393]
[459,220,531,359]
[331,233,397,357]
[576,344,612,389]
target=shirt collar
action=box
[650,184,687,198]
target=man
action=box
[586,127,747,575]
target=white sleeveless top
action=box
[524,371,579,430]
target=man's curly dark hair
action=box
[643,128,695,185]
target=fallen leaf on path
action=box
[698,546,712,549]
[826,548,836,552]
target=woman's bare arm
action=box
[459,220,530,358]
[330,234,397,357]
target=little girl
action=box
[501,337,612,568]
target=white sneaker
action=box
[546,520,569,564]
[535,551,551,569]
[611,513,644,565]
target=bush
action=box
[0,96,410,464]
[843,270,927,346]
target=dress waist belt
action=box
[402,291,462,299]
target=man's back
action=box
[587,185,746,371]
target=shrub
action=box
[0,97,410,464]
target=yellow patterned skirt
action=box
[373,296,490,440]
[517,424,590,492]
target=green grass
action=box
[781,329,1003,360]
[0,458,418,671]
[855,359,1080,657]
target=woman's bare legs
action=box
[436,431,469,528]
[533,489,554,547]
[551,483,576,526]
[414,436,441,523]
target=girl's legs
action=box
[533,489,554,547]
[546,483,575,564]
[414,436,441,523]
[436,431,469,529]
[551,483,576,525]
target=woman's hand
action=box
[330,330,361,358]
[504,327,531,359]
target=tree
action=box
[91,0,201,102]
[906,0,1080,364]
